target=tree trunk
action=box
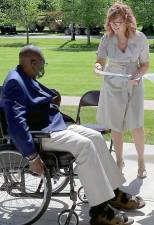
[26,27,30,45]
[86,27,91,45]
[70,23,75,41]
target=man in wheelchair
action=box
[1,45,145,225]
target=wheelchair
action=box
[0,103,81,225]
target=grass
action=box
[60,105,154,144]
[0,36,153,144]
[0,37,154,99]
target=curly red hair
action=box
[105,2,137,38]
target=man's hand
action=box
[52,95,61,106]
[29,158,44,176]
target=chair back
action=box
[76,90,100,124]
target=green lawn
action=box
[60,105,154,144]
[0,37,154,99]
[0,36,153,144]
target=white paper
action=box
[94,69,131,78]
[95,69,154,83]
[144,73,154,83]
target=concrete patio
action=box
[33,142,154,225]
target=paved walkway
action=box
[33,142,154,225]
[61,96,154,110]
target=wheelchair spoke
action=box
[0,150,51,225]
[51,169,69,193]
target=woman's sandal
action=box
[90,204,134,225]
[108,189,145,210]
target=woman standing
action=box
[95,2,149,178]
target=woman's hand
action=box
[95,63,102,71]
[128,79,139,86]
[128,71,141,86]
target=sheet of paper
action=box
[95,69,154,83]
[144,73,154,83]
[94,69,131,78]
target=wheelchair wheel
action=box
[52,169,69,193]
[78,186,88,203]
[58,209,79,225]
[0,150,51,225]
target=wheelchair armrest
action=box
[30,131,50,138]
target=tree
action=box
[2,0,41,44]
[125,0,154,34]
[0,0,15,25]
[78,0,113,44]
[57,0,114,43]
[57,0,81,40]
[38,0,57,11]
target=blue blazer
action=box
[2,65,67,157]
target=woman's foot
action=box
[137,160,147,178]
[137,168,147,178]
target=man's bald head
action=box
[19,45,44,64]
[19,45,45,78]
